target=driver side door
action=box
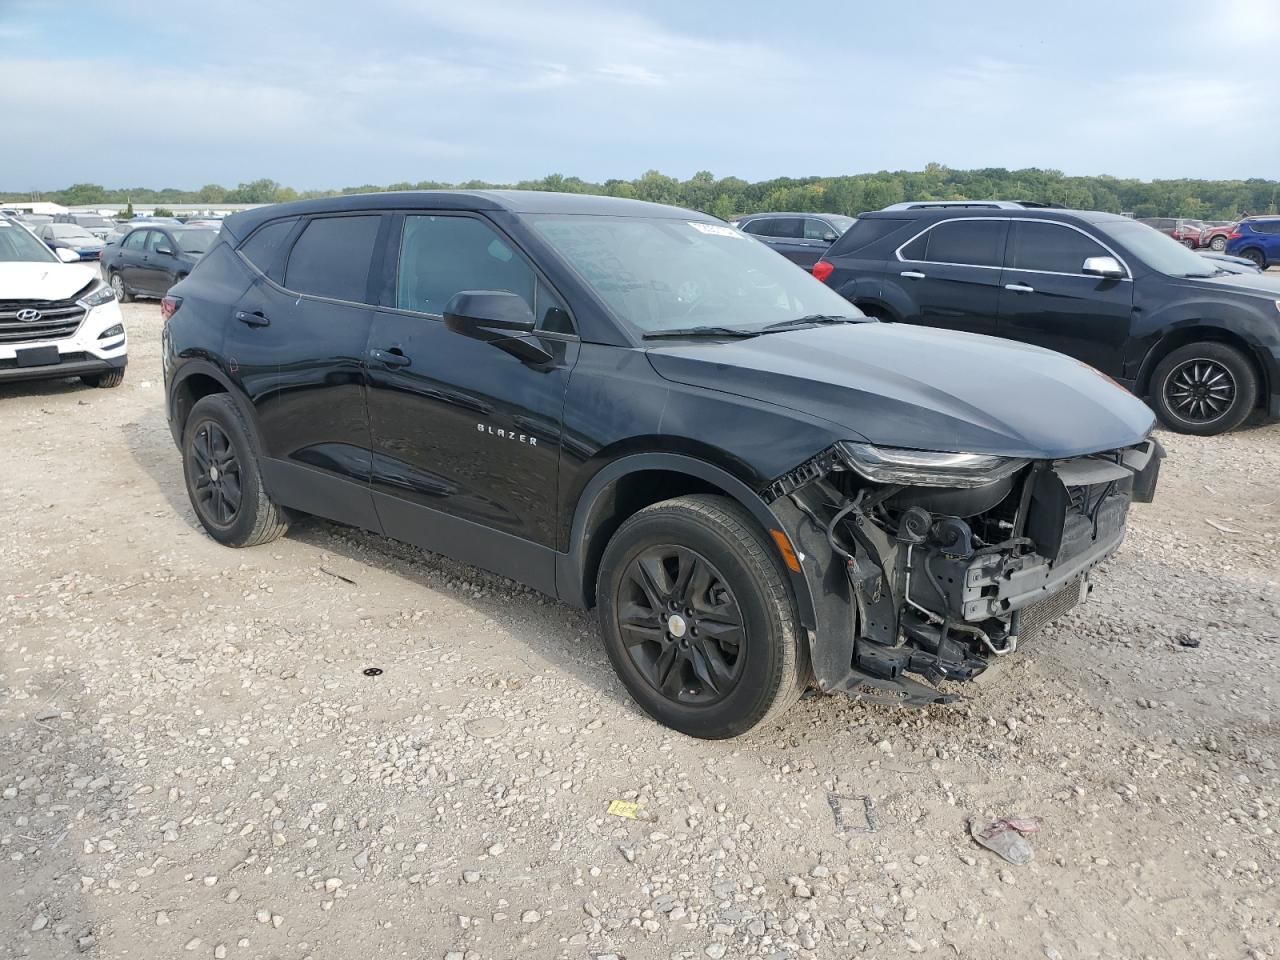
[363,211,579,593]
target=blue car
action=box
[1225,217,1280,269]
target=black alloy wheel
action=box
[1241,248,1265,268]
[617,545,746,706]
[1164,358,1236,425]
[188,420,243,527]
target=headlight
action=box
[837,441,1028,488]
[79,282,117,308]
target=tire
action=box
[182,393,289,547]
[1181,238,1196,248]
[1150,341,1258,436]
[81,368,124,388]
[596,494,809,739]
[1240,247,1266,269]
[109,271,132,303]
[1210,236,1227,252]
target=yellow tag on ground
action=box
[607,800,640,820]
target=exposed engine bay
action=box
[765,438,1164,707]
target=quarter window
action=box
[1007,221,1109,274]
[285,215,381,303]
[239,218,298,281]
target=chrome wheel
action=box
[110,273,125,299]
[1210,236,1226,252]
[1164,358,1236,424]
[188,421,243,526]
[615,545,746,706]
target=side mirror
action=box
[55,247,79,263]
[156,245,174,256]
[1082,255,1125,279]
[443,291,552,365]
[821,231,839,243]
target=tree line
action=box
[10,164,1280,220]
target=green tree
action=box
[152,207,174,217]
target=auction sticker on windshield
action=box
[688,221,745,239]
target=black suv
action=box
[162,191,1161,738]
[814,208,1280,435]
[734,212,856,269]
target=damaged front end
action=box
[765,438,1164,707]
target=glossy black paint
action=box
[821,208,1280,416]
[101,225,213,298]
[163,190,1160,640]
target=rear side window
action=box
[239,218,298,280]
[285,215,381,302]
[834,217,908,254]
[1253,220,1280,235]
[397,214,536,317]
[1007,221,1108,274]
[907,219,1007,267]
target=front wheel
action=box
[182,394,289,547]
[1181,238,1196,248]
[1150,341,1258,436]
[81,368,124,388]
[596,494,809,739]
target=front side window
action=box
[397,215,536,318]
[123,230,147,251]
[146,231,171,253]
[1007,221,1109,274]
[903,219,1007,267]
[172,228,216,255]
[804,218,835,241]
[285,215,381,302]
[530,214,863,335]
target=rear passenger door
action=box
[227,213,386,531]
[362,211,579,593]
[997,220,1134,376]
[894,218,1007,336]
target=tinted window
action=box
[397,214,535,318]
[739,219,769,236]
[239,218,298,280]
[919,219,1006,266]
[768,217,804,239]
[1007,221,1108,274]
[836,217,908,253]
[146,231,170,253]
[123,230,147,251]
[804,219,835,240]
[1253,220,1280,235]
[285,215,381,302]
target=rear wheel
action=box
[1181,238,1196,248]
[596,494,809,739]
[1240,248,1266,269]
[1209,235,1227,252]
[182,394,289,547]
[1150,341,1257,435]
[109,271,131,303]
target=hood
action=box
[0,261,99,300]
[1181,271,1280,297]
[646,323,1155,460]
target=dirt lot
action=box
[2,300,1278,960]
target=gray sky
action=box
[2,0,1276,190]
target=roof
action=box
[736,211,851,219]
[222,190,712,241]
[861,207,1130,224]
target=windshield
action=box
[48,224,96,241]
[529,215,864,335]
[0,220,57,262]
[828,214,857,233]
[1096,220,1218,278]
[75,215,111,227]
[172,227,216,254]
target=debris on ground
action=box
[969,815,1040,865]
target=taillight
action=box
[1228,230,1242,239]
[160,295,182,322]
[812,259,834,282]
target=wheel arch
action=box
[1136,324,1270,408]
[556,453,818,631]
[169,361,265,450]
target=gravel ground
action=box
[2,300,1278,960]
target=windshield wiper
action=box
[759,314,859,332]
[642,326,761,340]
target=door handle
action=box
[900,270,926,279]
[369,347,411,369]
[1004,283,1035,294]
[235,310,270,327]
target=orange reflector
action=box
[769,529,802,573]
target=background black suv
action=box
[163,191,1158,739]
[734,211,855,268]
[816,209,1280,435]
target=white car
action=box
[0,217,127,388]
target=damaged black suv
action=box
[162,191,1162,739]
